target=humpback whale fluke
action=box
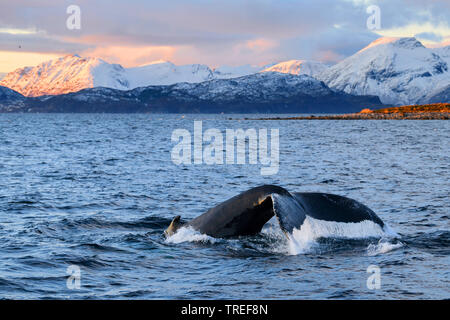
[164,185,388,239]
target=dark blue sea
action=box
[0,114,448,299]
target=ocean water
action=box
[0,113,448,299]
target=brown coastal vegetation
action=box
[246,103,450,120]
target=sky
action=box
[0,0,449,73]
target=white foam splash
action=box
[367,238,403,256]
[165,216,401,257]
[165,226,217,244]
[287,216,394,255]
[260,219,291,254]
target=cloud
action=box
[82,45,176,67]
[0,31,92,53]
[376,21,450,45]
[415,32,443,43]
[0,0,449,71]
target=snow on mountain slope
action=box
[212,64,264,79]
[424,84,450,103]
[261,60,328,78]
[0,54,130,97]
[433,45,450,65]
[0,56,216,97]
[422,45,450,103]
[125,61,214,88]
[317,37,450,105]
[207,60,328,80]
[168,71,332,101]
[1,54,277,97]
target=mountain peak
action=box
[60,54,109,65]
[392,37,424,49]
[62,53,85,60]
[318,36,448,105]
[261,60,327,77]
[0,54,127,96]
[361,37,424,52]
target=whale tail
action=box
[164,185,388,240]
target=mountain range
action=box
[1,72,382,113]
[0,55,329,97]
[0,37,449,113]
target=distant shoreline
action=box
[242,103,450,120]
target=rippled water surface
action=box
[0,114,448,299]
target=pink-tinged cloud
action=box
[81,45,176,67]
[244,39,278,51]
[314,50,345,64]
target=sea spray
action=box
[165,226,218,244]
[367,238,404,256]
[287,216,398,255]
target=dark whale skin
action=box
[187,185,288,237]
[292,193,384,227]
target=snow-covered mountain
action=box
[125,61,214,88]
[0,53,330,97]
[0,55,217,97]
[3,72,382,113]
[261,60,328,78]
[317,37,450,105]
[167,71,332,102]
[0,54,130,97]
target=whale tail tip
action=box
[164,215,182,237]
